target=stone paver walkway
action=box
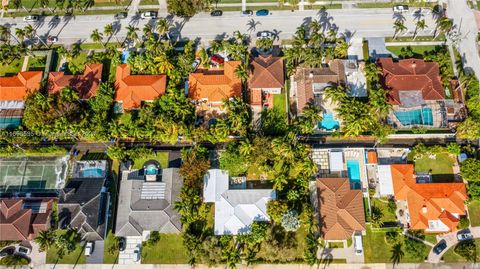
[118,236,142,264]
[427,226,480,263]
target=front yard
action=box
[46,230,85,264]
[131,151,169,170]
[141,234,189,264]
[0,58,23,76]
[442,238,480,262]
[370,198,397,223]
[413,152,456,182]
[468,200,480,226]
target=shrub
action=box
[266,200,288,224]
[147,231,160,246]
[281,210,300,232]
[0,255,29,265]
[385,231,400,245]
[454,239,477,262]
[446,143,461,155]
[460,158,480,182]
[458,216,470,229]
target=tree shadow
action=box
[247,19,261,33]
[392,13,406,22]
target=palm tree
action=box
[156,18,170,40]
[436,16,453,38]
[324,84,347,103]
[126,25,139,45]
[23,24,35,40]
[34,229,56,252]
[234,63,249,84]
[239,140,253,157]
[15,28,26,46]
[153,52,174,74]
[390,243,404,266]
[0,25,12,44]
[393,20,407,40]
[413,19,427,40]
[90,29,104,47]
[103,23,117,44]
[82,0,95,11]
[143,24,154,40]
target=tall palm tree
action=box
[393,20,407,40]
[15,28,26,46]
[23,24,35,40]
[103,23,117,44]
[153,52,174,75]
[234,63,249,84]
[390,243,404,267]
[436,16,453,38]
[125,25,139,45]
[82,0,95,11]
[324,84,347,103]
[156,18,170,40]
[143,24,154,39]
[413,19,427,40]
[0,25,12,44]
[90,29,104,47]
[34,229,56,252]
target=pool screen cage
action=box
[391,103,447,129]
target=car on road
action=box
[457,231,474,241]
[433,240,447,255]
[133,246,141,262]
[210,10,223,17]
[85,242,93,256]
[257,31,273,39]
[23,15,39,22]
[47,35,58,43]
[141,11,158,19]
[393,5,409,13]
[256,9,269,16]
[241,10,253,16]
[118,237,126,252]
[114,12,128,20]
[0,247,15,257]
[15,246,31,256]
[211,55,224,64]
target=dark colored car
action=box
[118,237,126,252]
[256,9,269,16]
[0,247,15,257]
[59,62,68,72]
[114,12,128,19]
[210,10,223,16]
[433,240,447,255]
[211,55,224,64]
[241,10,253,16]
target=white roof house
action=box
[377,165,394,196]
[329,151,344,172]
[203,169,276,235]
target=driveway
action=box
[118,236,142,265]
[317,244,365,264]
[427,226,480,263]
[86,240,104,264]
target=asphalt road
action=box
[0,8,438,45]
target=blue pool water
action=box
[319,112,340,130]
[81,168,104,178]
[145,165,158,175]
[394,108,433,126]
[0,117,22,129]
[121,51,130,63]
[346,160,361,189]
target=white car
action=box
[133,246,141,262]
[23,15,39,22]
[84,242,93,256]
[354,233,363,256]
[47,36,58,43]
[257,31,273,39]
[393,5,409,13]
[457,232,474,241]
[141,11,158,19]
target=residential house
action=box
[188,61,242,114]
[0,71,42,129]
[388,164,467,233]
[48,63,103,99]
[0,198,55,240]
[203,169,276,235]
[377,58,466,129]
[316,178,366,242]
[115,167,183,241]
[291,60,346,131]
[114,64,167,111]
[58,160,109,241]
[248,55,284,110]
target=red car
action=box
[211,55,224,64]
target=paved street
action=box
[0,8,437,45]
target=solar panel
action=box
[140,182,166,200]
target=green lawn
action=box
[328,242,345,248]
[46,230,85,264]
[413,153,455,182]
[442,238,480,262]
[370,198,397,223]
[363,225,431,263]
[273,91,287,115]
[0,58,23,76]
[357,2,435,8]
[103,231,119,264]
[141,234,189,264]
[386,45,441,58]
[256,223,309,262]
[424,234,438,244]
[468,200,480,226]
[385,34,446,43]
[131,151,169,170]
[67,52,88,75]
[27,55,46,71]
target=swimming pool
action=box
[394,108,433,126]
[145,164,158,175]
[81,168,104,178]
[121,51,130,63]
[0,117,21,129]
[346,160,361,189]
[319,112,340,130]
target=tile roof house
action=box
[188,61,242,107]
[316,178,365,241]
[292,60,346,115]
[115,168,183,237]
[377,58,445,106]
[203,169,276,235]
[0,198,54,241]
[248,55,284,108]
[390,164,467,233]
[48,63,103,99]
[114,64,167,110]
[0,71,42,129]
[58,161,109,241]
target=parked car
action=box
[393,5,409,13]
[354,233,363,256]
[85,242,93,256]
[191,59,201,71]
[141,11,158,19]
[256,9,269,16]
[241,10,253,16]
[211,55,224,64]
[133,246,141,262]
[433,240,447,255]
[47,35,58,43]
[257,31,273,39]
[210,10,223,17]
[0,247,15,257]
[15,246,31,256]
[59,62,68,72]
[23,15,39,22]
[457,231,474,241]
[118,237,126,252]
[114,12,128,20]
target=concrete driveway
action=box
[427,226,480,263]
[118,236,142,265]
[86,241,104,264]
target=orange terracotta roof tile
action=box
[48,63,103,99]
[188,61,242,103]
[114,64,167,109]
[390,164,467,232]
[248,55,284,89]
[316,178,366,240]
[0,71,42,101]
